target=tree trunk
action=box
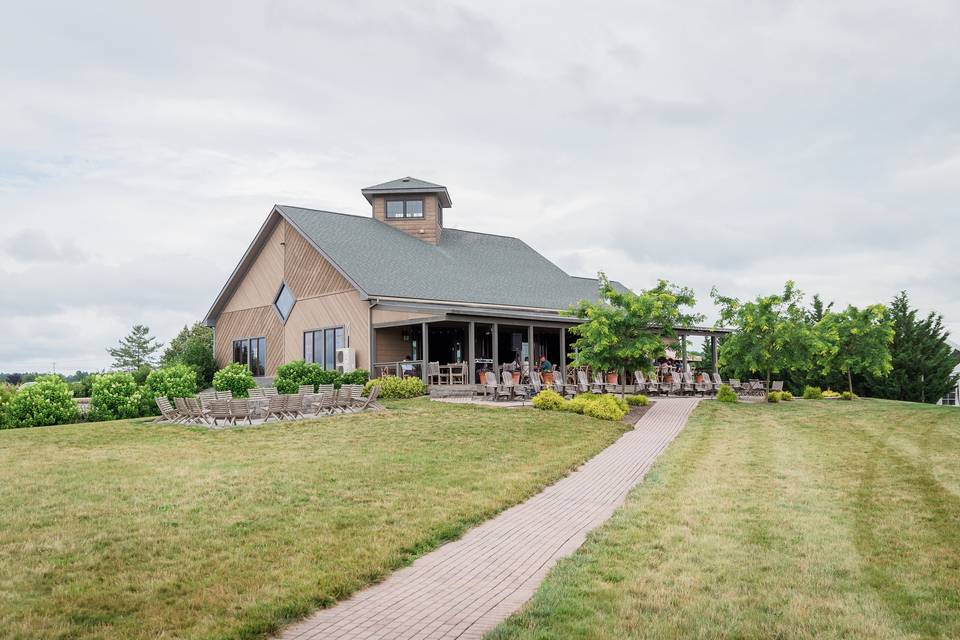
[847,369,853,395]
[766,368,771,391]
[620,367,626,400]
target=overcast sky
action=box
[2,1,958,372]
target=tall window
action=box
[385,199,424,219]
[304,327,345,370]
[233,337,266,376]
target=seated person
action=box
[400,355,415,377]
[539,354,553,372]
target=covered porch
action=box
[371,312,577,386]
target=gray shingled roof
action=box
[278,205,626,311]
[361,176,453,206]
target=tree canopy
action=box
[861,292,959,403]
[107,325,162,371]
[567,274,703,392]
[162,323,216,388]
[711,281,826,386]
[817,304,894,393]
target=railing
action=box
[373,360,424,379]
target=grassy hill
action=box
[489,399,960,640]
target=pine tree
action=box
[861,292,960,403]
[107,325,163,371]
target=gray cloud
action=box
[1,0,959,370]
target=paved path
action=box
[279,398,700,640]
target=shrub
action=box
[781,390,794,401]
[275,360,325,394]
[716,384,737,403]
[145,365,197,403]
[68,375,94,398]
[90,372,142,421]
[340,369,369,386]
[767,391,782,403]
[532,389,565,411]
[363,376,426,399]
[0,383,19,427]
[3,376,79,428]
[562,394,628,421]
[212,363,256,398]
[803,386,823,400]
[625,394,650,407]
[823,388,841,399]
[132,365,153,386]
[841,390,857,401]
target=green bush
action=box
[625,394,650,406]
[212,363,256,398]
[0,383,16,426]
[340,369,369,386]
[767,391,782,403]
[781,390,794,401]
[68,375,94,398]
[90,372,142,421]
[841,391,857,401]
[562,394,628,421]
[716,384,737,403]
[363,376,426,399]
[532,389,566,411]
[275,360,325,394]
[803,386,824,400]
[823,388,841,399]
[145,365,197,404]
[132,365,153,386]
[3,376,79,428]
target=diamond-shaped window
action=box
[273,283,296,323]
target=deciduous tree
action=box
[817,304,894,394]
[567,274,703,396]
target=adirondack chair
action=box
[229,399,253,425]
[206,399,232,427]
[154,397,182,423]
[501,370,529,401]
[354,385,385,412]
[528,370,544,396]
[482,371,500,399]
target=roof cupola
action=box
[361,176,452,245]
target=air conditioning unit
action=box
[336,347,356,374]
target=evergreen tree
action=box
[861,292,960,403]
[107,325,162,371]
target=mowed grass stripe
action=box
[488,399,960,640]
[0,399,629,640]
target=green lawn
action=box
[0,399,628,640]
[489,399,960,640]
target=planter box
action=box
[606,373,619,384]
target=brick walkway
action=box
[279,398,700,640]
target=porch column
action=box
[681,335,687,371]
[467,321,476,384]
[491,323,499,378]
[528,325,535,361]
[711,335,718,374]
[421,322,429,384]
[370,326,377,378]
[560,327,567,384]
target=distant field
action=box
[0,399,628,640]
[489,399,960,640]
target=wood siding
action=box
[213,218,371,375]
[375,326,414,363]
[223,221,285,313]
[283,291,371,369]
[372,194,442,245]
[214,306,284,374]
[372,308,436,325]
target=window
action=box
[273,283,296,322]
[233,337,266,376]
[304,327,345,370]
[385,199,424,219]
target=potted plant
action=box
[606,371,619,384]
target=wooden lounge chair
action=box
[311,390,335,416]
[263,386,279,398]
[355,385,384,412]
[185,397,211,425]
[494,371,515,401]
[528,371,545,396]
[264,395,288,422]
[207,399,232,427]
[215,390,233,401]
[283,394,305,419]
[317,384,335,396]
[298,384,315,396]
[712,373,724,392]
[481,371,499,399]
[229,399,253,425]
[154,397,182,423]
[198,390,217,409]
[637,370,660,396]
[427,361,447,385]
[770,381,784,392]
[729,379,742,393]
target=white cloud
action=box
[1,0,959,370]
